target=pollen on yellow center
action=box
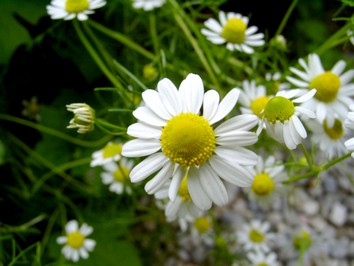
[221,18,247,44]
[309,71,341,103]
[251,173,275,196]
[323,119,344,140]
[251,96,269,118]
[65,0,89,13]
[102,143,122,158]
[113,166,130,183]
[264,96,295,123]
[67,231,85,249]
[161,113,216,167]
[249,228,265,243]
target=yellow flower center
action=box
[249,228,265,243]
[309,71,341,103]
[67,231,85,249]
[221,18,247,44]
[113,166,130,183]
[323,119,344,140]
[178,176,191,202]
[251,173,275,196]
[161,113,216,167]
[65,0,89,13]
[194,217,212,234]
[250,96,269,118]
[293,230,312,251]
[264,96,295,123]
[102,143,122,158]
[257,264,269,266]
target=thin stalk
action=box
[274,0,298,37]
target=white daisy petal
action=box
[142,89,172,120]
[133,106,166,127]
[179,73,204,113]
[157,78,182,116]
[127,122,161,139]
[168,167,184,201]
[188,169,212,210]
[121,139,160,157]
[209,89,240,124]
[203,90,220,121]
[145,161,173,194]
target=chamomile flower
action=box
[247,251,279,266]
[201,11,265,54]
[237,220,274,253]
[47,0,106,21]
[246,156,286,207]
[305,118,348,159]
[132,0,166,11]
[237,80,269,135]
[100,158,133,194]
[56,220,96,262]
[66,103,95,134]
[263,89,317,150]
[287,53,354,126]
[122,73,259,210]
[90,141,122,167]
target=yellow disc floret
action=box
[65,0,89,13]
[221,18,247,44]
[323,119,344,140]
[67,231,85,249]
[161,113,216,167]
[251,173,275,196]
[178,176,191,202]
[249,228,265,243]
[194,217,212,234]
[102,143,122,158]
[251,96,269,118]
[113,166,130,183]
[264,96,295,123]
[309,71,341,103]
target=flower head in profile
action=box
[201,11,265,54]
[47,0,106,21]
[66,103,95,134]
[132,0,166,11]
[90,141,122,167]
[247,251,279,266]
[237,220,274,253]
[100,158,134,194]
[246,156,286,207]
[287,53,354,126]
[263,89,316,149]
[122,73,259,210]
[305,118,348,159]
[57,220,96,262]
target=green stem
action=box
[73,20,123,89]
[0,113,110,148]
[300,143,312,167]
[274,0,298,37]
[149,12,160,55]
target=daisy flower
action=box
[56,220,96,262]
[247,251,279,266]
[344,105,354,158]
[132,0,166,11]
[263,89,317,150]
[201,11,265,54]
[286,53,354,126]
[246,155,286,207]
[237,80,269,135]
[47,0,106,21]
[66,103,95,134]
[237,219,274,253]
[305,118,348,159]
[100,158,134,194]
[90,141,122,167]
[122,73,259,210]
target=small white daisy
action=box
[263,89,317,150]
[90,141,122,167]
[305,118,348,159]
[132,0,166,11]
[47,0,106,21]
[237,80,269,135]
[247,251,279,266]
[201,11,265,54]
[66,103,95,134]
[122,73,259,210]
[287,53,354,126]
[56,220,96,262]
[237,220,274,253]
[100,158,134,194]
[246,155,286,207]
